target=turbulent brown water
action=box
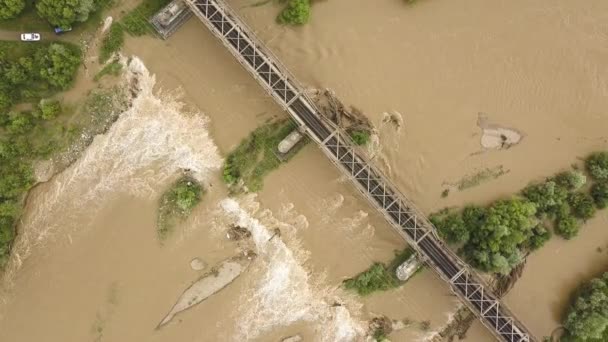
[1,0,608,341]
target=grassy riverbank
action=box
[0,41,83,267]
[157,176,204,240]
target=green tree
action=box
[462,205,487,230]
[522,180,568,217]
[38,99,61,120]
[36,0,95,29]
[563,273,608,341]
[38,44,81,89]
[555,170,587,191]
[7,113,32,135]
[5,62,27,85]
[430,210,469,243]
[0,90,12,112]
[527,225,551,250]
[174,184,199,213]
[555,207,579,240]
[0,0,25,20]
[568,192,596,221]
[591,182,608,209]
[463,198,536,274]
[277,0,311,25]
[586,152,608,182]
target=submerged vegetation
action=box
[157,176,203,240]
[431,153,608,275]
[456,165,507,190]
[562,272,608,341]
[344,248,419,296]
[222,119,306,192]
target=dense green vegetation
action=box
[0,41,82,267]
[157,176,203,240]
[586,152,608,182]
[562,272,608,341]
[591,182,608,209]
[222,120,306,192]
[277,0,310,25]
[431,154,608,275]
[344,248,419,296]
[99,22,124,63]
[36,0,97,29]
[121,0,170,36]
[0,0,25,20]
[0,41,81,108]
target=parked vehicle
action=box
[54,26,72,35]
[20,33,41,41]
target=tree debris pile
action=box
[313,89,374,140]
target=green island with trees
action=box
[343,248,421,295]
[562,272,608,341]
[222,119,307,192]
[157,175,204,241]
[430,151,608,275]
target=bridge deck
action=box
[184,0,534,341]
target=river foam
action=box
[220,196,365,342]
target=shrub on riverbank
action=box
[277,0,310,25]
[157,176,203,240]
[562,272,608,341]
[222,119,306,192]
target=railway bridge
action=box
[182,0,534,341]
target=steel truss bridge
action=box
[183,0,534,341]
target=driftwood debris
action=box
[314,89,373,134]
[226,224,252,241]
[157,254,254,328]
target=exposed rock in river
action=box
[158,254,254,328]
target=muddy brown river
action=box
[1,0,607,341]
